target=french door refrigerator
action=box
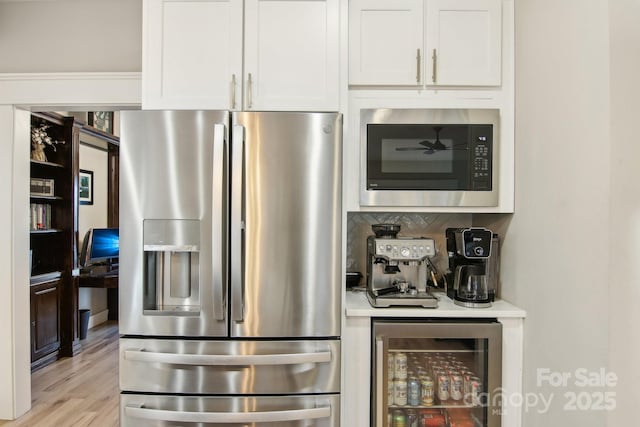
[119,110,342,426]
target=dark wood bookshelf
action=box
[29,111,80,371]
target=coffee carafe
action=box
[445,227,499,308]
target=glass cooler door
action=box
[372,319,502,427]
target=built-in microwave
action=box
[360,108,500,207]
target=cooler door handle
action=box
[212,123,226,320]
[125,404,331,423]
[231,124,245,322]
[376,337,384,427]
[124,349,331,365]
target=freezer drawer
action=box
[121,394,340,427]
[120,338,340,394]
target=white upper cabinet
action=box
[348,0,424,86]
[244,0,340,111]
[143,0,339,111]
[425,0,502,86]
[143,0,243,110]
[349,0,502,87]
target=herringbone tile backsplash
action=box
[346,212,472,276]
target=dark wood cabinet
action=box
[30,275,61,371]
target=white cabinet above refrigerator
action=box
[142,0,340,111]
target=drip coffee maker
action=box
[445,227,499,308]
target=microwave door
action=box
[368,124,471,190]
[119,110,229,337]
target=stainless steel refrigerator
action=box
[118,111,342,426]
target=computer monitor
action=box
[80,227,119,267]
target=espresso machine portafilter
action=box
[445,227,500,308]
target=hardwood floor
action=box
[0,321,120,427]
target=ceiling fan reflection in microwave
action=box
[394,126,449,155]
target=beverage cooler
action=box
[372,319,502,427]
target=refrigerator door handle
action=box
[124,404,331,423]
[231,124,245,322]
[124,349,331,365]
[212,123,226,321]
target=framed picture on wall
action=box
[79,169,94,205]
[88,111,114,134]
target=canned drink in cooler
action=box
[394,379,408,406]
[436,372,450,401]
[419,409,446,427]
[395,352,408,380]
[392,409,406,427]
[388,379,395,404]
[420,376,435,406]
[450,373,463,401]
[467,376,482,406]
[407,377,421,406]
[406,408,418,427]
[388,353,395,379]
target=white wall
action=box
[608,0,640,424]
[78,143,109,320]
[0,0,142,73]
[503,0,611,425]
[0,107,32,420]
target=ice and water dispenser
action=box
[142,219,201,315]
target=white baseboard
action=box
[88,309,109,329]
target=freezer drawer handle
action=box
[125,404,331,423]
[124,349,331,365]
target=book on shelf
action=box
[30,203,52,230]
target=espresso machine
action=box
[445,227,500,308]
[366,224,439,308]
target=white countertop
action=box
[345,289,526,319]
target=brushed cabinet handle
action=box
[124,349,332,365]
[432,48,437,84]
[231,74,236,109]
[416,48,421,83]
[247,73,253,109]
[125,404,331,423]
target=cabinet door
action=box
[31,281,60,362]
[244,0,339,111]
[349,0,424,85]
[142,0,243,110]
[425,0,502,86]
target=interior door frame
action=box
[0,72,141,420]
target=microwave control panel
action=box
[470,125,493,190]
